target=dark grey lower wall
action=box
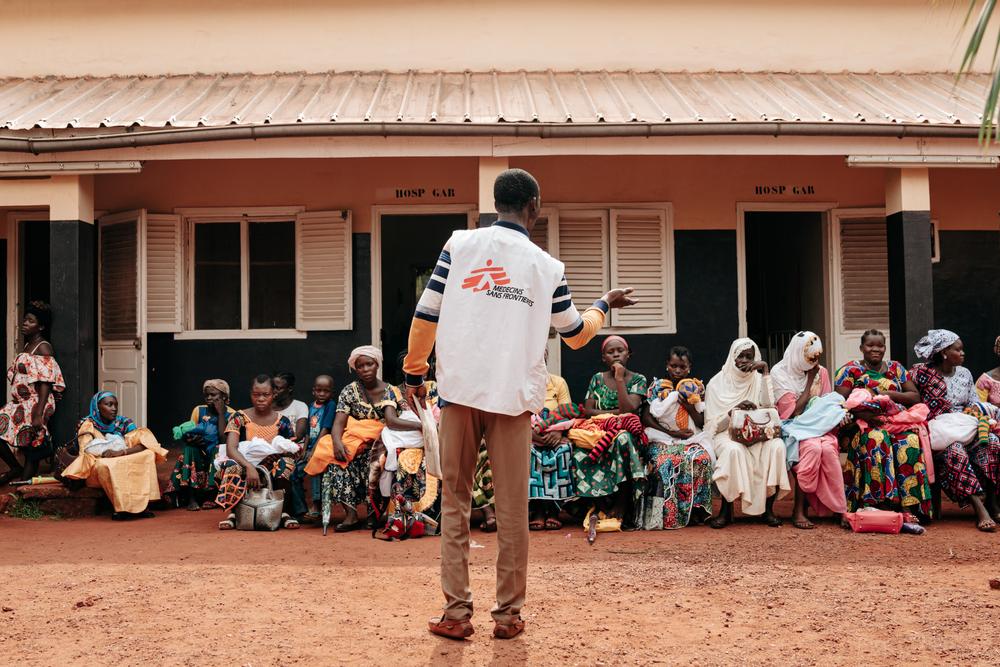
[559,230,740,400]
[146,234,372,443]
[932,230,1000,377]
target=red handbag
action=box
[844,509,904,534]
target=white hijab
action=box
[770,331,823,400]
[705,338,763,432]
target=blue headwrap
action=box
[87,390,136,435]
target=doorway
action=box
[5,212,50,364]
[379,213,468,385]
[744,211,827,365]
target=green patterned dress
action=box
[573,372,649,513]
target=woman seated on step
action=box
[910,330,1000,532]
[834,329,932,522]
[215,374,301,530]
[63,391,168,521]
[572,335,648,531]
[706,338,790,529]
[306,346,425,536]
[528,348,576,531]
[640,346,714,530]
[164,379,236,511]
[771,332,847,529]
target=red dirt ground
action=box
[2,500,1000,666]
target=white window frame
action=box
[545,202,676,335]
[176,206,306,340]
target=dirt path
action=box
[2,507,1000,666]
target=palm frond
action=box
[959,0,1000,143]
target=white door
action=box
[98,210,146,424]
[827,208,891,372]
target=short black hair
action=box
[494,168,540,214]
[669,346,692,364]
[252,373,273,388]
[860,329,885,345]
[273,371,295,387]
[25,301,52,332]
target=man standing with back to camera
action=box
[403,168,636,640]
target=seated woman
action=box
[910,330,1000,531]
[976,335,1000,406]
[216,374,300,530]
[834,329,932,520]
[640,346,713,530]
[572,335,648,530]
[308,346,423,535]
[165,379,235,511]
[63,391,167,520]
[529,348,576,531]
[0,301,65,485]
[707,338,789,528]
[771,332,847,529]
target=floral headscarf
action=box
[913,329,959,361]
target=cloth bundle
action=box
[306,418,384,474]
[83,433,127,457]
[844,388,935,482]
[648,378,705,432]
[532,403,585,433]
[586,413,647,462]
[781,392,846,468]
[965,401,1000,445]
[214,435,299,469]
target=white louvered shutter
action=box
[609,208,672,327]
[145,213,183,332]
[295,210,352,331]
[840,217,889,331]
[556,209,609,311]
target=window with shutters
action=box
[839,217,889,332]
[175,206,352,338]
[539,204,675,333]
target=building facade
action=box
[0,0,998,445]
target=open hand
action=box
[603,287,637,310]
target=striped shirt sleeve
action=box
[403,241,451,386]
[550,275,608,350]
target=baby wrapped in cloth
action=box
[644,378,715,461]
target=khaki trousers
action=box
[438,403,531,624]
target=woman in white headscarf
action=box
[706,338,790,528]
[771,332,847,529]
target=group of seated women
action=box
[18,327,1000,536]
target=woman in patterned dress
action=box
[573,335,648,529]
[322,346,423,534]
[164,379,235,511]
[216,374,300,530]
[910,330,1000,531]
[0,301,65,485]
[640,346,713,529]
[834,329,932,520]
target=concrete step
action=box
[2,483,106,517]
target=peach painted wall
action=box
[95,158,480,233]
[94,156,1000,232]
[931,169,1000,231]
[0,0,991,77]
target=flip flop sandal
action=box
[300,511,321,524]
[544,518,562,531]
[793,519,815,530]
[334,520,363,532]
[281,514,300,530]
[218,514,236,530]
[200,500,218,510]
[529,519,546,531]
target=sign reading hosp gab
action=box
[376,186,457,200]
[754,184,816,195]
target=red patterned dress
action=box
[0,345,65,451]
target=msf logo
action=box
[461,260,510,293]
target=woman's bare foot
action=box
[481,506,497,533]
[185,498,201,511]
[792,511,814,529]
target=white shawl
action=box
[705,338,769,434]
[770,331,823,401]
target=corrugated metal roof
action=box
[0,70,989,131]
